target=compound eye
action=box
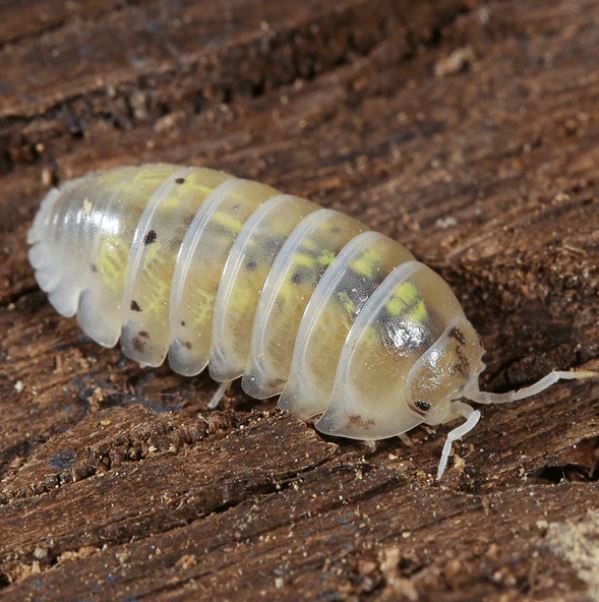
[412,399,432,415]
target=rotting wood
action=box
[0,0,598,600]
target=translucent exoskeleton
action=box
[28,164,598,479]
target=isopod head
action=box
[309,261,486,441]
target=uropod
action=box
[27,164,597,478]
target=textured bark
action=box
[0,0,598,600]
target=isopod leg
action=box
[363,440,377,453]
[436,401,480,480]
[398,433,412,447]
[208,380,233,409]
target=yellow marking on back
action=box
[407,299,428,323]
[141,276,171,315]
[143,240,164,267]
[301,238,318,251]
[336,291,356,330]
[350,248,381,278]
[212,211,243,234]
[361,325,380,349]
[337,291,356,317]
[162,193,181,210]
[385,282,419,316]
[292,253,317,269]
[97,236,128,293]
[227,282,255,315]
[189,289,215,331]
[276,281,295,308]
[317,250,336,266]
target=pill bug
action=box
[28,164,597,478]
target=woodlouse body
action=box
[28,164,596,478]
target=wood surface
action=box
[0,0,598,600]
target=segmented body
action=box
[28,164,486,441]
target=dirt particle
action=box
[41,167,53,186]
[434,46,474,77]
[57,547,97,564]
[443,558,463,587]
[33,547,50,562]
[545,511,599,600]
[89,387,105,412]
[436,216,458,228]
[115,551,130,564]
[379,547,417,600]
[130,300,142,312]
[175,554,197,571]
[358,559,377,575]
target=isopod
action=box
[27,164,597,478]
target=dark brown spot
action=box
[449,327,466,345]
[180,320,186,327]
[175,177,186,184]
[144,230,157,245]
[291,272,302,284]
[90,263,98,273]
[139,330,150,339]
[130,300,142,312]
[184,341,192,350]
[454,344,470,378]
[447,327,470,378]
[132,336,145,353]
[347,415,375,430]
[267,377,287,389]
[246,260,257,271]
[414,400,431,412]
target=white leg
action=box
[437,401,481,480]
[399,433,413,447]
[208,380,233,409]
[465,370,598,405]
[363,440,377,453]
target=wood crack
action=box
[0,0,475,176]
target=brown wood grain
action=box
[0,0,598,600]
